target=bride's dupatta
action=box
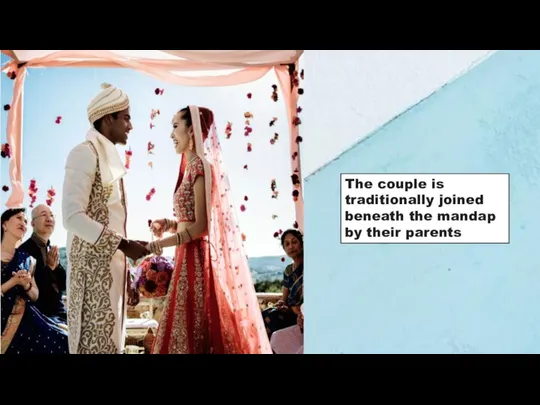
[1,250,34,354]
[189,105,272,354]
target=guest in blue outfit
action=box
[262,229,304,338]
[1,208,69,354]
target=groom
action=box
[62,82,149,354]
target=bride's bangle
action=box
[165,218,178,232]
[149,241,163,255]
[176,231,183,246]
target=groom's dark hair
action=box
[93,112,119,132]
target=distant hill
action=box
[58,247,285,282]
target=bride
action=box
[146,105,271,354]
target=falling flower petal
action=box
[154,88,164,95]
[150,109,160,120]
[150,123,155,130]
[46,187,56,206]
[55,116,62,124]
[225,122,233,139]
[271,179,278,199]
[241,233,247,241]
[147,142,155,154]
[1,143,11,159]
[269,117,277,126]
[291,174,300,188]
[281,257,285,262]
[246,93,252,99]
[244,112,253,119]
[146,187,156,201]
[2,185,9,192]
[247,143,252,152]
[240,204,246,212]
[300,69,304,80]
[243,165,248,170]
[271,85,278,102]
[3,104,10,111]
[292,70,300,87]
[148,161,153,169]
[244,196,248,201]
[272,214,278,220]
[28,179,38,208]
[125,148,132,169]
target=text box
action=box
[340,173,510,244]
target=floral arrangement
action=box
[131,255,173,299]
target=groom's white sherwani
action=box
[63,128,129,354]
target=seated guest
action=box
[271,304,304,354]
[1,208,69,354]
[262,229,304,337]
[19,204,67,324]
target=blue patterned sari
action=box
[1,249,69,354]
[262,262,303,337]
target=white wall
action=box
[301,50,494,176]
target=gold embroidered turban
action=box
[87,82,130,124]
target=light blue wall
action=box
[305,50,540,354]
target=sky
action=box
[1,54,304,258]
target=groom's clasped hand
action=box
[118,239,151,261]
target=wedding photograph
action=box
[0,50,304,355]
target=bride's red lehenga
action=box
[151,105,272,354]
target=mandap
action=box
[1,50,304,232]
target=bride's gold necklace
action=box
[185,155,199,169]
[186,154,198,165]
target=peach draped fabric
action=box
[192,105,272,353]
[1,50,304,231]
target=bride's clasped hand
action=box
[149,219,167,239]
[142,218,173,256]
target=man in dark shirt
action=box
[19,204,67,324]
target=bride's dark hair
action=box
[178,106,215,142]
[173,106,215,196]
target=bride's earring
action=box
[188,138,193,151]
